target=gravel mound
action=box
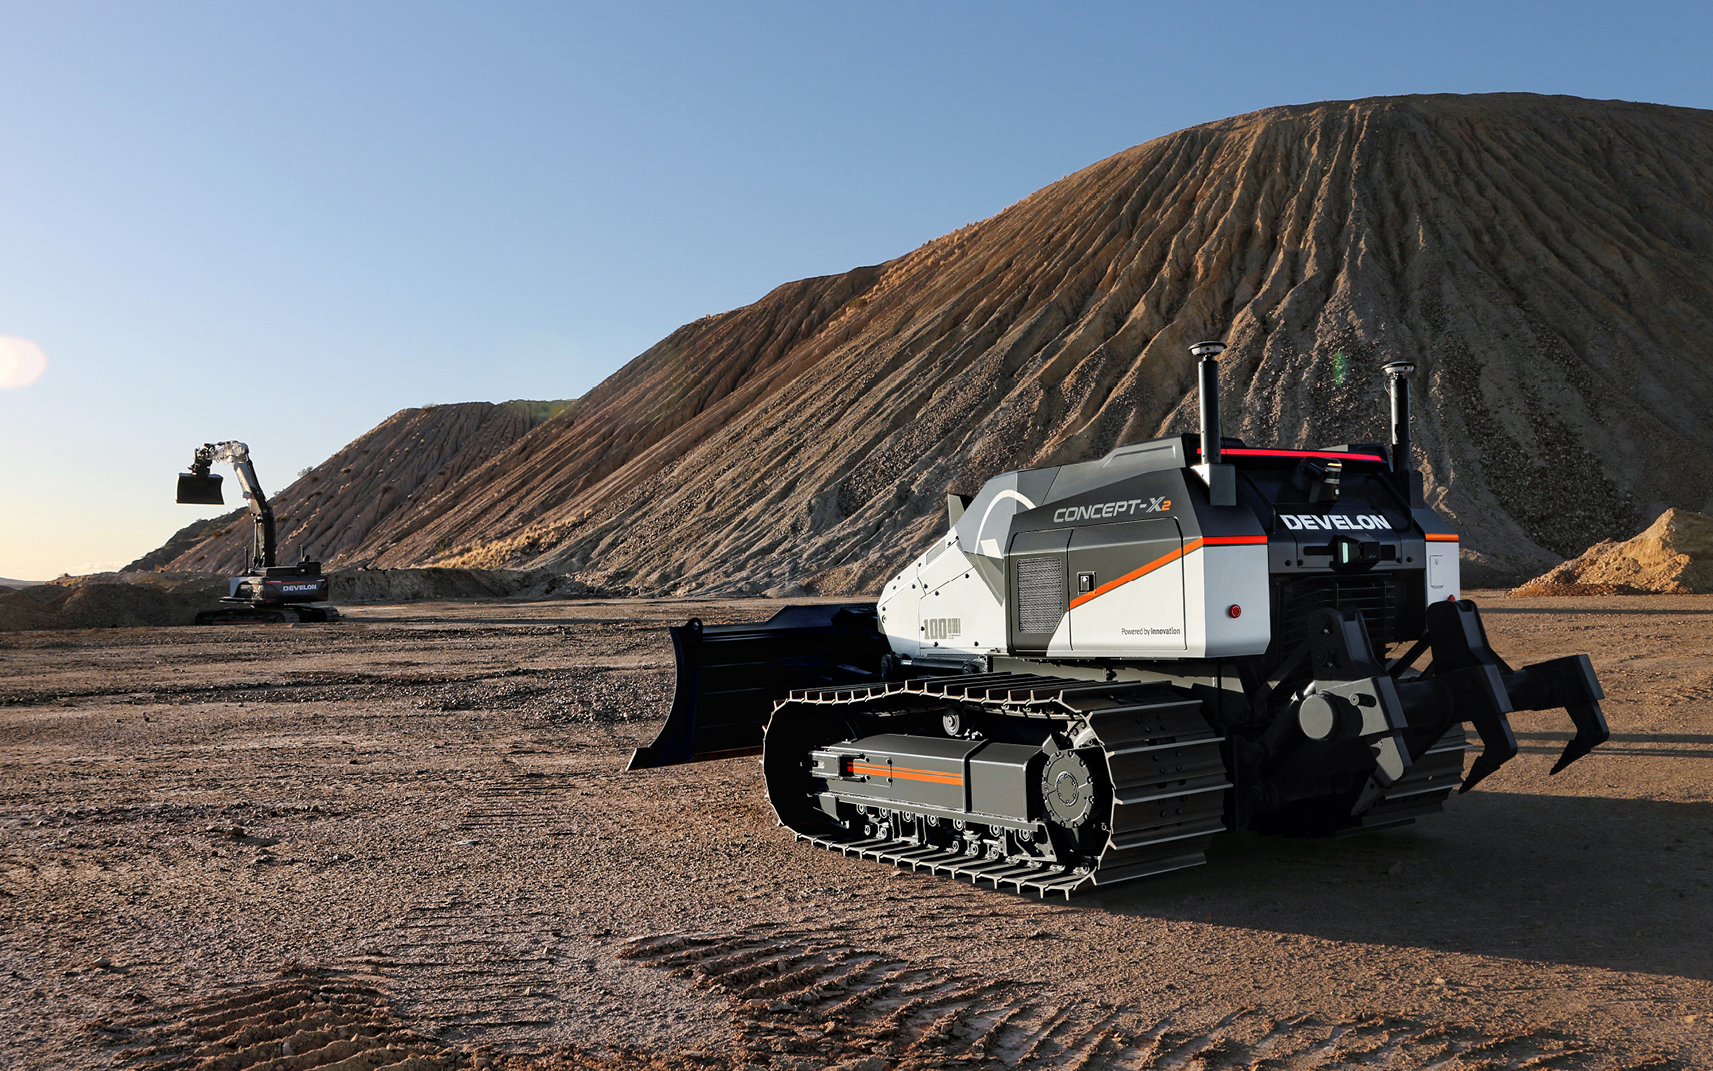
[1511,509,1713,596]
[0,568,607,631]
[131,95,1713,597]
[328,567,596,604]
[0,573,228,631]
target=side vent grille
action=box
[1016,557,1066,634]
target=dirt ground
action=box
[2,593,1710,1070]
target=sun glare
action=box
[0,337,48,389]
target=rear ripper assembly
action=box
[632,347,1609,897]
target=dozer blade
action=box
[176,472,225,505]
[627,603,889,770]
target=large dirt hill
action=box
[142,93,1713,592]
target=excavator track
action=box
[766,673,1231,899]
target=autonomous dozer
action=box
[175,441,340,625]
[631,345,1610,897]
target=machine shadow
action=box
[1090,791,1713,980]
[1480,606,1713,616]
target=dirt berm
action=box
[1512,508,1713,595]
[0,568,604,631]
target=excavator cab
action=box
[175,472,225,505]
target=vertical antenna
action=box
[1383,360,1420,505]
[1191,341,1226,464]
[1189,341,1233,506]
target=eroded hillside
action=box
[142,94,1713,591]
[136,401,569,575]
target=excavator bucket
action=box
[628,603,889,770]
[175,472,225,505]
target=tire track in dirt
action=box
[375,896,563,1037]
[97,970,463,1070]
[376,755,1647,1069]
[69,755,1683,1070]
[90,943,1644,1071]
[456,772,588,839]
[136,747,1651,1070]
[370,772,591,1041]
[357,768,731,1056]
[597,927,1640,1070]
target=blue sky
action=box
[2,1,1710,579]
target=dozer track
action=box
[765,672,1231,899]
[1349,724,1469,833]
[767,671,1474,896]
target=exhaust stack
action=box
[1382,360,1424,506]
[1189,341,1235,506]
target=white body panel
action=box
[1185,544,1273,658]
[1052,555,1186,657]
[1050,542,1271,660]
[877,556,927,659]
[879,533,1006,660]
[884,528,1277,663]
[1426,540,1461,605]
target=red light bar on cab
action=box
[1200,447,1388,463]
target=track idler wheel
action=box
[1042,750,1096,826]
[1040,746,1108,858]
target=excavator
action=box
[631,346,1610,897]
[175,441,340,625]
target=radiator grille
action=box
[1015,556,1066,634]
[1274,575,1403,653]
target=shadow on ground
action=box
[1092,790,1713,980]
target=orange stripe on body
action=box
[1425,533,1460,542]
[1066,535,1267,610]
[848,762,964,786]
[1067,539,1198,610]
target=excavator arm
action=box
[175,441,276,572]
